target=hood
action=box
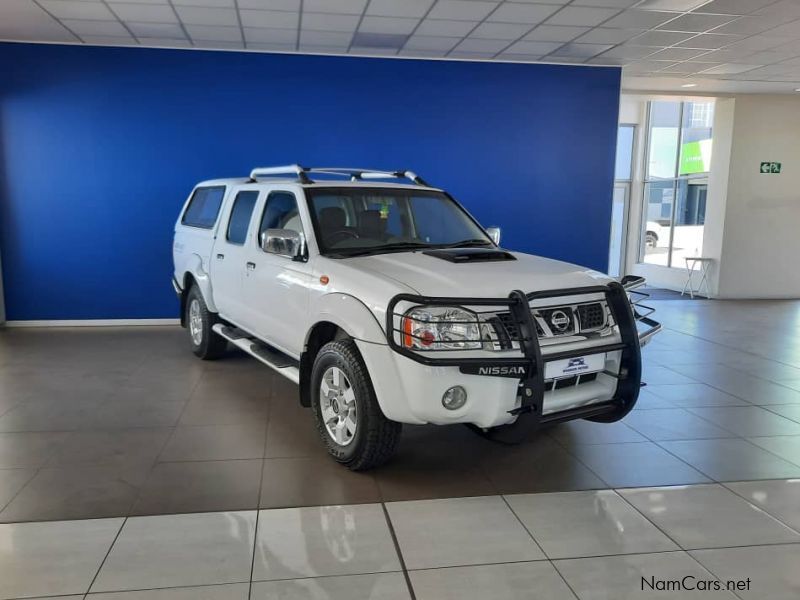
[347,250,613,297]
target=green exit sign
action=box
[760,161,782,174]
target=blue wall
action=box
[0,42,620,320]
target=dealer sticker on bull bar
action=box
[544,353,605,380]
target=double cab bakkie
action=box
[173,165,660,469]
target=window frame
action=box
[639,100,713,267]
[180,185,227,230]
[303,187,492,258]
[225,189,260,246]
[257,190,305,256]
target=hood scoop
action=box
[422,248,517,263]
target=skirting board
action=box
[4,318,180,327]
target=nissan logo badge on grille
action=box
[550,310,571,332]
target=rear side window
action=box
[226,191,259,244]
[181,186,225,229]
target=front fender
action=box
[308,292,387,344]
[183,254,219,313]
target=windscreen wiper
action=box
[335,241,432,257]
[440,239,494,248]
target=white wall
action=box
[716,94,800,298]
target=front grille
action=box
[493,301,607,342]
[494,312,542,341]
[577,303,606,331]
[547,372,598,390]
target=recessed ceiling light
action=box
[681,83,698,88]
[795,88,800,92]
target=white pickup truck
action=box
[173,165,660,469]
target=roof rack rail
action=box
[248,165,430,187]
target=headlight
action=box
[401,306,485,350]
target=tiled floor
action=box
[1,481,799,599]
[2,298,800,522]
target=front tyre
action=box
[310,339,401,470]
[185,285,227,360]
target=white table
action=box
[681,257,713,299]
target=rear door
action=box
[210,187,261,321]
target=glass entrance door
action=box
[608,183,629,277]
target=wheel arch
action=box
[178,254,218,326]
[299,293,388,407]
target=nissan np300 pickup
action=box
[173,165,660,469]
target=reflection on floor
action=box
[1,480,799,599]
[1,299,800,522]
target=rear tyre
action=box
[185,285,227,360]
[645,232,658,249]
[310,339,401,470]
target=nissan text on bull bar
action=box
[172,165,661,470]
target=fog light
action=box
[442,386,467,410]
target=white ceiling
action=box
[3,0,800,93]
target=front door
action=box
[242,190,313,357]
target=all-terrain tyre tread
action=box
[312,339,401,470]
[186,285,228,360]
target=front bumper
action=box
[368,280,659,428]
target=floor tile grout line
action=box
[249,406,270,600]
[84,515,128,596]
[651,434,800,482]
[0,467,39,517]
[682,550,750,600]
[719,480,800,537]
[651,316,800,372]
[380,502,417,600]
[499,493,547,557]
[613,488,686,551]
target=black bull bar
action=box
[386,281,661,431]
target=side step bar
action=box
[212,324,300,384]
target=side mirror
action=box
[486,226,501,245]
[261,229,305,260]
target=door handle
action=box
[216,253,225,260]
[246,262,256,270]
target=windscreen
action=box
[306,188,492,257]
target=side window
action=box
[260,192,304,238]
[181,186,225,229]
[226,191,259,245]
